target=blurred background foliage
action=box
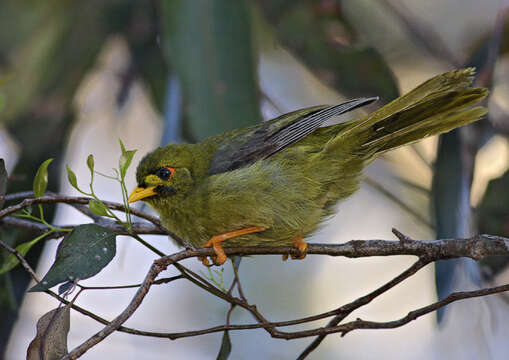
[1,0,509,358]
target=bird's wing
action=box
[208,97,377,175]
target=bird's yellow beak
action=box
[128,186,157,203]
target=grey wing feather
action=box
[208,97,378,175]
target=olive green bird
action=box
[129,68,487,266]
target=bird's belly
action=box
[164,203,326,249]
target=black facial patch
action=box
[155,185,177,196]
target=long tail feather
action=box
[362,89,488,152]
[324,68,488,157]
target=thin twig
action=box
[62,251,197,359]
[5,226,509,358]
[77,275,184,290]
[60,234,509,359]
[0,216,168,239]
[0,192,170,234]
[232,259,247,302]
[4,221,509,262]
[191,279,509,341]
[126,280,509,339]
[4,194,509,358]
[0,236,185,339]
[0,237,39,280]
[298,256,430,359]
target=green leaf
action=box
[33,158,53,198]
[29,224,117,292]
[0,159,7,209]
[27,305,70,359]
[216,331,232,360]
[0,235,43,274]
[65,165,79,191]
[119,150,136,179]
[118,140,136,180]
[88,199,109,217]
[161,0,261,140]
[86,154,94,174]
[119,138,127,155]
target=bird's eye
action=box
[155,167,175,181]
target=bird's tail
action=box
[325,68,488,157]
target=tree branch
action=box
[0,216,168,239]
[0,192,167,231]
[58,229,509,359]
[3,208,509,261]
[298,256,430,358]
[4,193,509,358]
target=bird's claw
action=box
[282,236,307,261]
[198,256,212,267]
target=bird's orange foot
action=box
[291,236,308,259]
[197,256,212,267]
[201,226,266,266]
[282,236,307,261]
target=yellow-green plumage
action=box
[134,69,487,250]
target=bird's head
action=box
[128,144,195,207]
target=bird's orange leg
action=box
[282,235,308,261]
[201,226,266,266]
